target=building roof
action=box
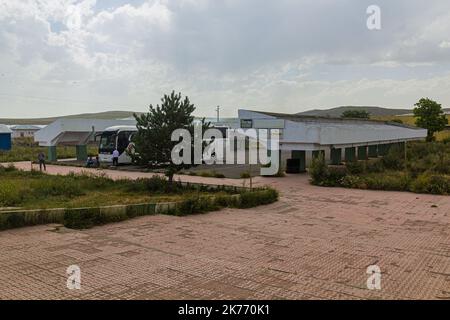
[251,110,421,130]
[0,124,12,134]
[10,125,42,131]
[238,109,427,147]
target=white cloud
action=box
[439,41,450,49]
[1,0,450,118]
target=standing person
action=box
[38,151,46,171]
[112,148,119,166]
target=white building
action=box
[9,125,44,138]
[238,109,427,172]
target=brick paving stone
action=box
[1,163,450,299]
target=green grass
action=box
[0,165,278,211]
[0,167,227,209]
[0,138,98,162]
[0,165,279,230]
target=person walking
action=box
[38,151,46,171]
[112,148,120,166]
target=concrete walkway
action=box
[1,162,450,299]
[7,161,272,188]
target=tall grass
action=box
[309,141,450,195]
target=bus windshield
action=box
[99,131,117,153]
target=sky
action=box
[0,0,450,118]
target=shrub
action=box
[214,194,240,208]
[345,161,365,175]
[238,188,279,209]
[363,172,412,191]
[176,196,219,215]
[326,166,348,185]
[341,175,367,189]
[381,145,404,170]
[365,159,384,173]
[127,176,183,194]
[309,156,329,185]
[410,174,450,195]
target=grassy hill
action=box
[372,114,450,141]
[297,106,413,117]
[0,111,142,125]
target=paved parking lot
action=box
[1,163,450,299]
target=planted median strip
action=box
[0,164,278,231]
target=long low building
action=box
[238,109,427,172]
[35,118,137,161]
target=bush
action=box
[381,145,404,170]
[176,196,219,215]
[340,175,367,189]
[214,194,240,208]
[308,141,450,195]
[363,173,412,191]
[238,188,279,209]
[127,176,184,194]
[410,174,450,195]
[326,166,348,185]
[309,156,329,185]
[345,161,365,175]
[365,159,384,173]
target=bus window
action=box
[99,132,116,153]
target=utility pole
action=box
[216,106,220,123]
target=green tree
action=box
[413,98,448,141]
[341,110,370,119]
[133,91,210,182]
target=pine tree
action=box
[133,91,209,182]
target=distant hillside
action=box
[0,111,142,125]
[297,106,413,118]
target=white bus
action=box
[97,125,138,164]
[97,124,234,165]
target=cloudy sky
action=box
[1,0,450,118]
